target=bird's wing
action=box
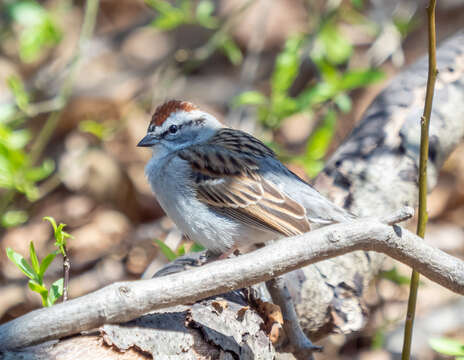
[178,128,310,236]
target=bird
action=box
[138,100,353,256]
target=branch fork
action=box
[0,208,462,351]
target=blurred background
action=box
[0,0,463,359]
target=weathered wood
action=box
[0,211,463,351]
[1,30,463,360]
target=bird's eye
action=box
[169,125,178,134]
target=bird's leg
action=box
[266,276,322,360]
[218,246,240,260]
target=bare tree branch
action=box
[0,212,463,351]
[1,26,463,360]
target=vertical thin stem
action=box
[30,0,100,164]
[62,245,70,302]
[401,1,437,359]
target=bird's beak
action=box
[137,134,157,147]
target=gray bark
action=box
[0,212,464,351]
[1,31,463,360]
[302,30,464,339]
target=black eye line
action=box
[157,118,204,139]
[195,118,205,126]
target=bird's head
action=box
[137,100,222,152]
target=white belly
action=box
[145,154,274,254]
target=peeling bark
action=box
[1,31,463,360]
[304,30,464,339]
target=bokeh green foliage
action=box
[234,6,384,177]
[5,217,72,306]
[3,0,62,63]
[0,76,55,227]
[146,0,242,65]
[1,0,63,228]
[429,338,464,359]
[146,0,218,30]
[154,239,204,261]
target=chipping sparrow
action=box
[138,100,353,255]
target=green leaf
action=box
[220,36,243,65]
[266,95,298,128]
[305,109,336,160]
[295,109,337,178]
[176,244,186,257]
[39,252,57,277]
[145,0,175,13]
[334,93,352,113]
[6,247,37,280]
[78,120,111,140]
[196,0,214,19]
[315,58,340,85]
[196,0,218,28]
[232,91,268,107]
[190,243,205,252]
[271,35,303,95]
[47,278,64,306]
[380,267,411,285]
[154,239,178,261]
[9,2,62,63]
[147,0,187,30]
[8,0,46,26]
[152,15,184,30]
[297,82,337,108]
[53,223,73,254]
[43,217,72,255]
[371,327,385,350]
[339,69,384,91]
[393,16,419,38]
[25,159,54,182]
[43,216,57,232]
[19,17,62,63]
[7,75,29,111]
[313,20,352,64]
[28,279,49,307]
[28,280,48,296]
[351,0,364,9]
[29,242,40,275]
[293,156,324,179]
[429,338,464,356]
[0,104,17,124]
[1,210,28,227]
[55,223,66,244]
[5,129,30,150]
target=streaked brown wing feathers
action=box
[197,175,310,236]
[178,129,310,236]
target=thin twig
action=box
[29,0,100,164]
[62,246,70,302]
[401,1,437,359]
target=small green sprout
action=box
[5,217,73,306]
